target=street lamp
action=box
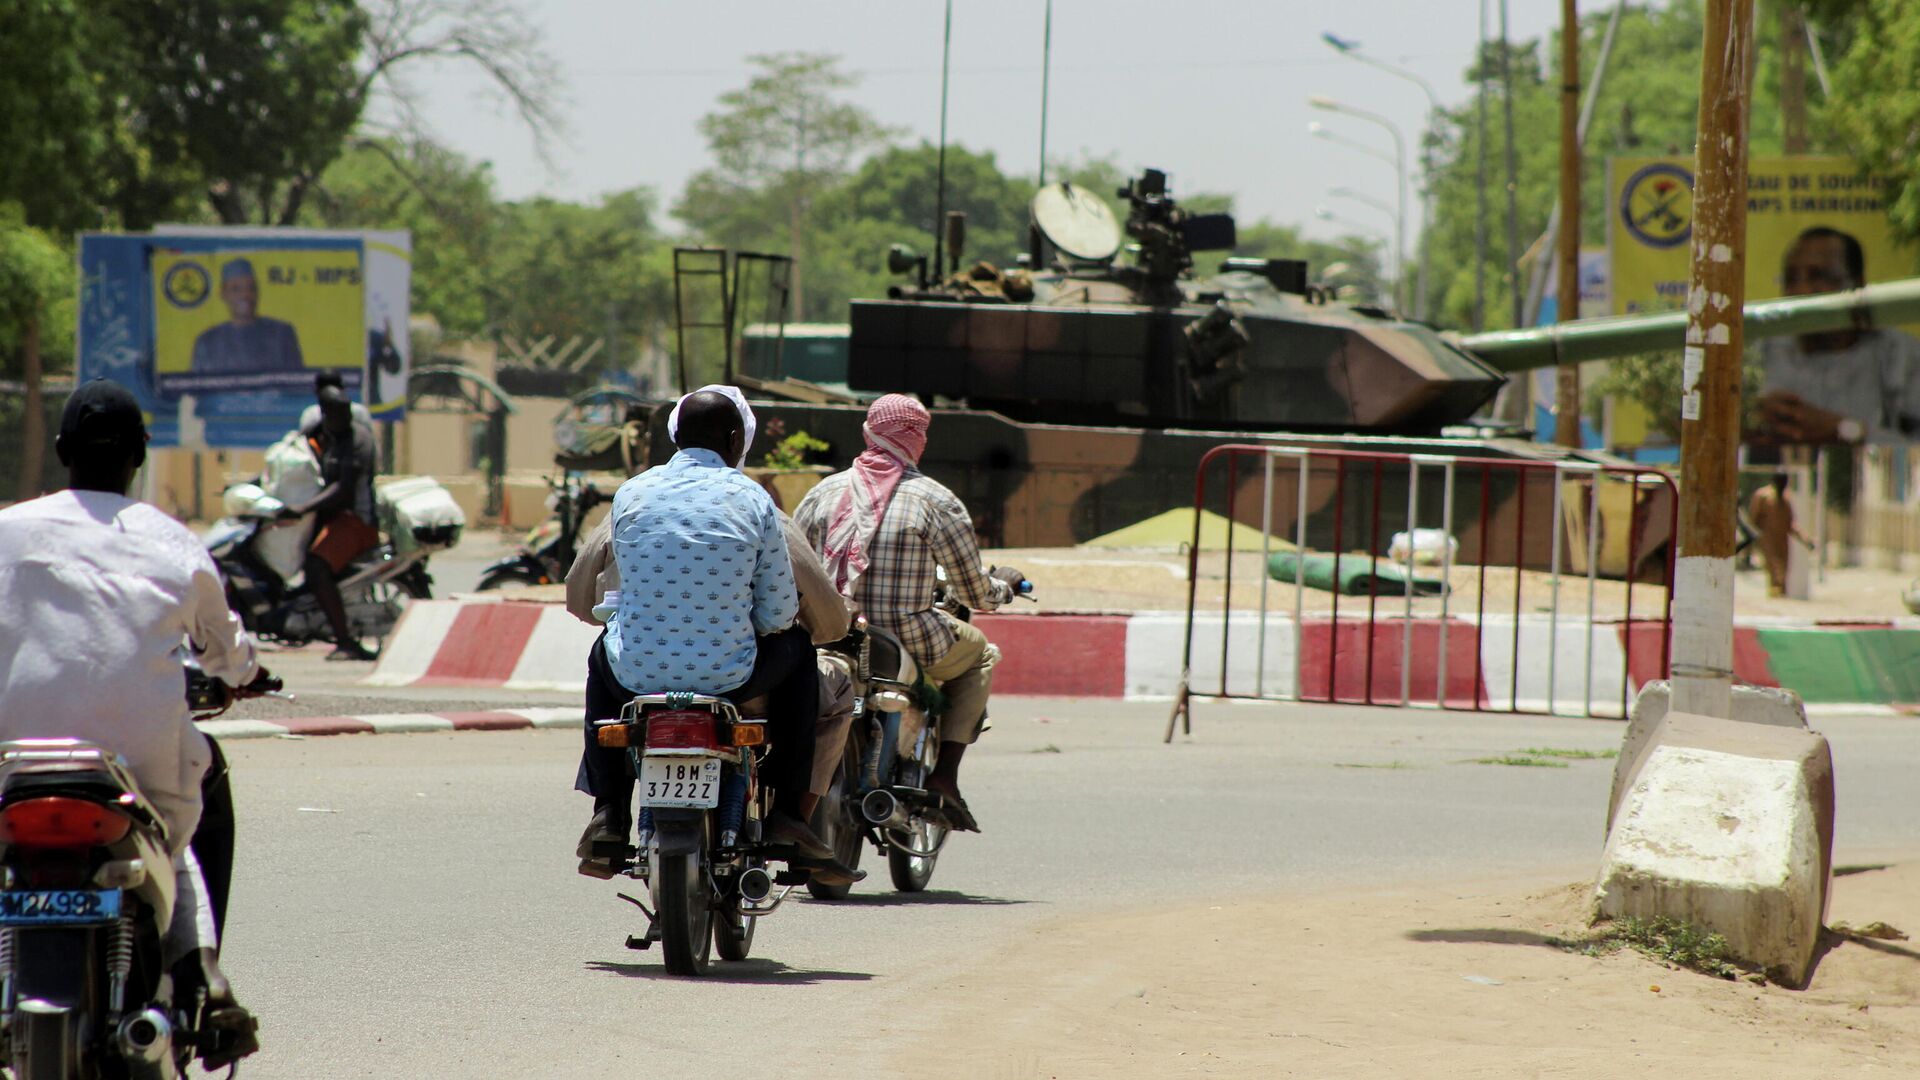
[1308,122,1397,170]
[1309,95,1407,315]
[1322,33,1441,320]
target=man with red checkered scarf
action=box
[794,395,1026,832]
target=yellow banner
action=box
[151,248,364,393]
[1609,155,1917,316]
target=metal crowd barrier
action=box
[1164,444,1678,740]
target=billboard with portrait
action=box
[76,228,411,448]
[1606,156,1920,447]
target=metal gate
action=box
[1165,444,1678,740]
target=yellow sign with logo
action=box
[1609,155,1916,317]
[151,247,364,394]
[1606,156,1918,446]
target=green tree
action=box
[1818,0,1920,241]
[487,191,674,377]
[0,205,76,498]
[676,53,894,319]
[307,138,500,334]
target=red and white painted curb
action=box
[358,599,1920,719]
[201,706,578,742]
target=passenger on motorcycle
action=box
[565,429,857,865]
[276,384,381,660]
[0,380,263,1067]
[794,394,1024,833]
[575,388,860,883]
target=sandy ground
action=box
[874,860,1920,1079]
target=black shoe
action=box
[791,855,866,888]
[763,810,834,860]
[576,806,630,859]
[326,641,379,662]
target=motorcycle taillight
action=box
[644,710,720,751]
[0,797,133,849]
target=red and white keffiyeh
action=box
[821,394,930,597]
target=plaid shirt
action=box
[795,469,1013,664]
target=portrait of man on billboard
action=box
[1756,226,1920,445]
[189,258,306,375]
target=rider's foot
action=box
[173,948,260,1069]
[326,640,378,662]
[763,810,834,860]
[795,856,866,888]
[577,805,630,859]
[923,780,981,833]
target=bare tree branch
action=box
[354,0,566,162]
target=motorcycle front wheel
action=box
[713,862,758,962]
[805,770,864,902]
[655,851,714,976]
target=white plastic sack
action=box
[378,476,466,555]
[251,433,323,580]
[1389,528,1458,566]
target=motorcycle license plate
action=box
[0,889,122,926]
[640,757,721,809]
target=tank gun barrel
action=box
[1454,277,1920,373]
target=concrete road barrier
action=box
[1596,710,1835,987]
[1607,680,1810,834]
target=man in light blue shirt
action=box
[578,390,839,875]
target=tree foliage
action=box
[1819,0,1920,241]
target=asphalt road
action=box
[214,696,1918,1078]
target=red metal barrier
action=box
[1165,444,1678,740]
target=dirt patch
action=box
[863,862,1920,1078]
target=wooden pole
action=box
[1554,0,1583,447]
[1781,5,1809,154]
[1670,0,1757,719]
[1499,0,1521,329]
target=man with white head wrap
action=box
[574,387,862,886]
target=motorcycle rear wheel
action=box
[887,817,946,893]
[476,566,544,591]
[805,772,864,902]
[713,865,758,962]
[656,851,714,976]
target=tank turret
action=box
[847,167,1507,436]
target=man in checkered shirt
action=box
[794,395,1026,831]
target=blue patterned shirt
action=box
[602,448,798,694]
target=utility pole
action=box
[1670,0,1757,719]
[1554,0,1582,447]
[1474,0,1490,331]
[1499,0,1521,330]
[1781,5,1809,153]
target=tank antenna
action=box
[933,0,954,280]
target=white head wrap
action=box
[666,384,757,469]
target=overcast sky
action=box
[400,1,1566,245]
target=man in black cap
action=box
[0,379,263,1067]
[278,384,381,660]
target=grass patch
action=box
[1468,755,1570,768]
[1557,916,1749,981]
[1518,746,1619,760]
[1031,744,1062,754]
[1333,761,1419,770]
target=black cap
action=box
[58,379,146,450]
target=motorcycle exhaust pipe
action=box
[737,866,774,905]
[860,789,912,832]
[115,1008,177,1080]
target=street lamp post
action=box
[1322,33,1441,321]
[1309,95,1407,315]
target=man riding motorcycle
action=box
[794,394,1024,833]
[0,380,263,1068]
[276,385,381,660]
[572,387,861,885]
[565,398,858,873]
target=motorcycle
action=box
[477,475,609,591]
[807,575,1033,901]
[204,481,458,648]
[0,667,281,1079]
[591,694,791,977]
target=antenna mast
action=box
[932,0,954,278]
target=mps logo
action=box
[1619,162,1695,249]
[161,261,211,310]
